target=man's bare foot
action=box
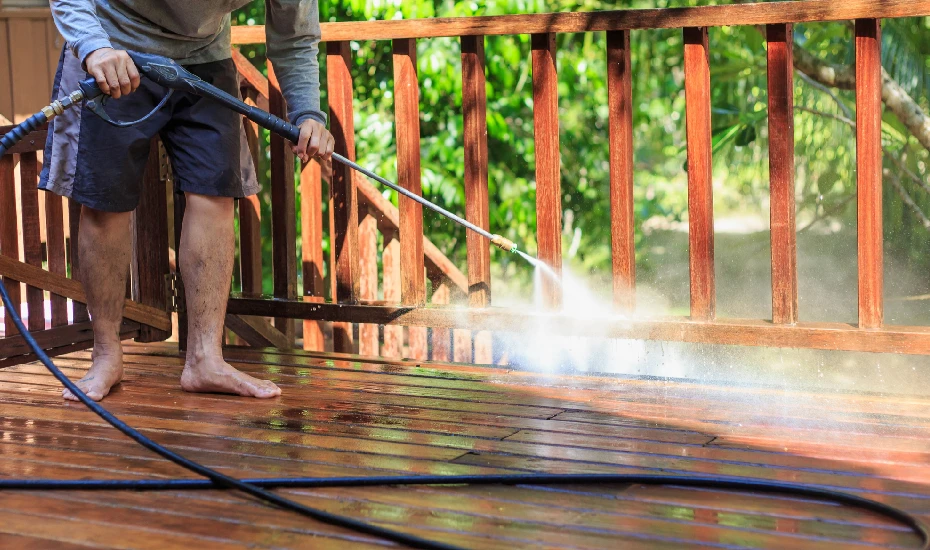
[63,350,124,402]
[180,356,281,398]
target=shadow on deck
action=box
[0,342,927,548]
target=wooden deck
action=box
[0,342,928,549]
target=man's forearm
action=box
[50,0,113,65]
[265,0,327,126]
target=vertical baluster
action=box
[67,199,88,323]
[300,158,325,351]
[328,41,359,353]
[19,152,44,331]
[173,192,187,349]
[393,38,427,360]
[381,230,403,358]
[268,63,297,347]
[531,32,562,309]
[130,138,171,342]
[607,30,636,313]
[683,27,715,321]
[358,206,379,356]
[431,280,452,362]
[766,23,799,325]
[239,91,263,297]
[855,18,883,330]
[0,155,19,335]
[44,191,67,327]
[461,34,489,364]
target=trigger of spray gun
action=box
[490,234,517,253]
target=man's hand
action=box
[294,119,335,163]
[85,48,140,99]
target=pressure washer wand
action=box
[127,52,518,254]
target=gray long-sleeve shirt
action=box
[49,0,326,126]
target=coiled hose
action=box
[2,105,928,550]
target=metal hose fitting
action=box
[41,90,84,121]
[491,234,517,253]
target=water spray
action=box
[1,51,927,550]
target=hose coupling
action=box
[40,90,85,121]
[490,234,517,253]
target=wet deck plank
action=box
[0,341,927,549]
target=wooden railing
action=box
[0,125,172,366]
[225,0,930,358]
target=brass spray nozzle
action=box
[490,234,517,253]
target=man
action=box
[43,1,334,401]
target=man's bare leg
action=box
[63,207,131,401]
[178,192,280,398]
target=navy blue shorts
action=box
[39,49,259,212]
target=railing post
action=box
[431,280,452,362]
[267,63,297,347]
[358,205,379,356]
[19,152,44,331]
[239,91,263,297]
[393,37,428,360]
[607,29,636,314]
[0,155,19,335]
[855,18,883,329]
[766,23,799,325]
[461,34,489,363]
[683,26,715,321]
[131,138,171,342]
[300,158,325,351]
[531,32,563,310]
[44,191,67,327]
[67,199,88,323]
[327,40,360,353]
[381,230,403,358]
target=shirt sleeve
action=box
[50,0,114,66]
[265,0,327,126]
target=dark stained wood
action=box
[430,281,452,362]
[131,138,171,342]
[381,230,403,358]
[223,314,290,350]
[328,41,359,354]
[227,296,930,355]
[683,27,715,321]
[607,30,636,313]
[1,340,928,549]
[855,19,883,330]
[173,192,187,349]
[531,32,562,310]
[0,255,171,331]
[0,124,46,154]
[66,199,87,323]
[17,152,44,331]
[393,38,426,309]
[230,48,269,100]
[0,320,138,363]
[231,1,930,43]
[300,159,325,351]
[358,207,379,356]
[267,63,297,347]
[0,154,20,336]
[766,23,799,325]
[43,190,67,327]
[393,38,427,361]
[461,35,491,310]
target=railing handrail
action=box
[231,0,930,44]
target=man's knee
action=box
[184,192,235,217]
[81,205,131,230]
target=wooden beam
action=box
[300,159,325,351]
[0,154,20,336]
[0,320,140,368]
[231,1,930,43]
[223,314,290,349]
[230,49,269,100]
[855,18,883,330]
[532,32,562,310]
[227,297,930,356]
[0,124,46,155]
[0,255,171,332]
[358,207,379,356]
[44,190,67,327]
[766,23,799,325]
[18,152,44,331]
[607,29,635,313]
[684,27,715,321]
[67,199,88,323]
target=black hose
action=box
[3,114,929,550]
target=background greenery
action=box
[231,0,930,311]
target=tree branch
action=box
[885,167,930,229]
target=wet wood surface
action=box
[0,341,927,549]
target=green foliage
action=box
[232,1,930,297]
